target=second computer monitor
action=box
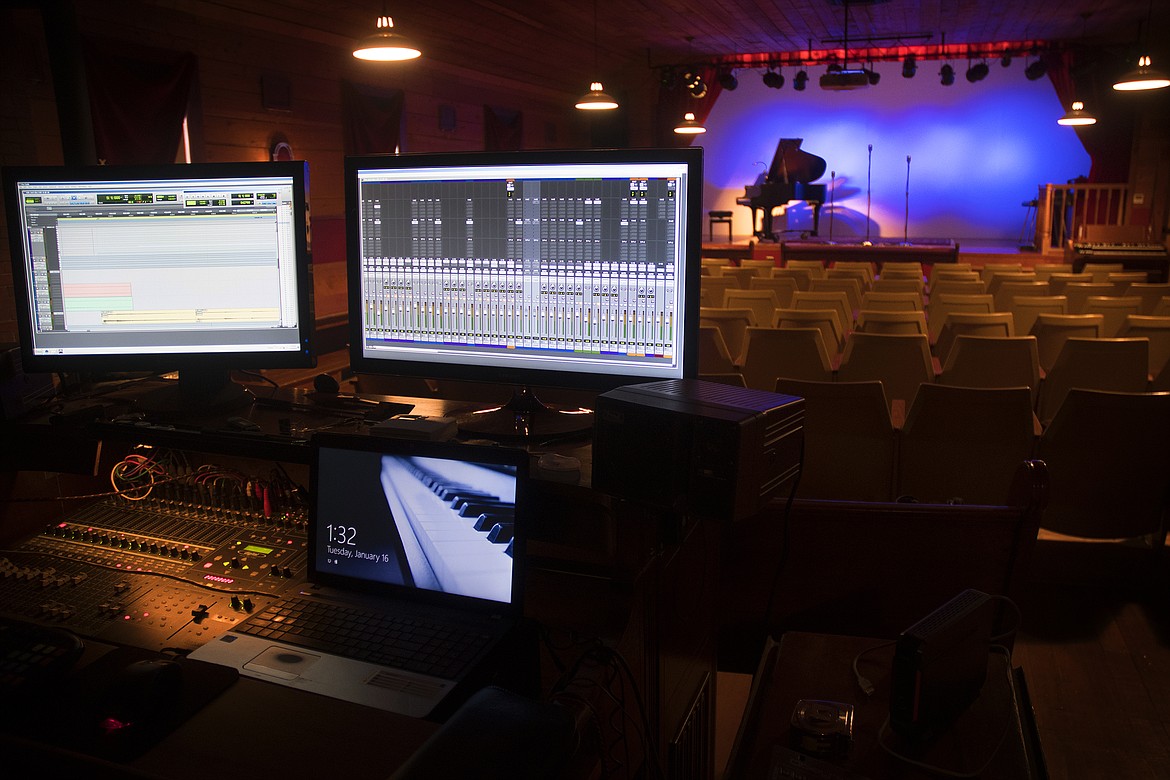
[344,147,702,433]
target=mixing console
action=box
[0,451,310,653]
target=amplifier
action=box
[592,379,803,521]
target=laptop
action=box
[190,433,528,717]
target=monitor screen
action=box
[344,148,702,423]
[3,161,315,410]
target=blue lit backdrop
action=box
[700,60,1091,245]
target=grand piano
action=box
[737,138,828,241]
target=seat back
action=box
[722,266,764,289]
[1124,283,1170,314]
[861,290,924,313]
[1005,294,1068,337]
[809,277,864,314]
[1083,263,1125,283]
[1046,273,1086,296]
[784,259,827,279]
[1117,314,1170,378]
[993,280,1049,313]
[698,325,738,374]
[792,290,853,333]
[979,263,1024,284]
[938,335,1041,405]
[898,384,1037,505]
[774,378,895,501]
[741,327,834,389]
[1036,338,1150,426]
[1032,263,1074,281]
[1106,272,1149,296]
[699,306,756,362]
[855,309,928,336]
[699,276,738,308]
[928,279,986,298]
[826,264,874,289]
[871,277,925,298]
[1063,282,1115,314]
[740,258,776,272]
[723,288,781,329]
[1028,313,1105,372]
[774,308,845,355]
[773,267,817,292]
[748,275,800,308]
[929,269,981,285]
[1037,388,1170,539]
[836,332,935,413]
[1082,296,1142,337]
[878,263,924,281]
[935,311,1015,363]
[927,293,995,344]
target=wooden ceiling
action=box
[152,1,1170,96]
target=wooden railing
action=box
[1034,182,1149,254]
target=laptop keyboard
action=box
[235,597,489,679]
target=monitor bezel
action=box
[343,147,702,393]
[2,160,316,377]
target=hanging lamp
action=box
[673,112,706,134]
[353,15,421,61]
[1113,55,1170,91]
[1057,101,1097,126]
[576,1,618,110]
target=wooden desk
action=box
[726,632,1045,779]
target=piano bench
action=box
[709,210,733,242]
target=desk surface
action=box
[726,632,1046,780]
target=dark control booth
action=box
[1,148,810,778]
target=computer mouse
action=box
[99,659,183,728]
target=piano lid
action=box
[766,138,827,185]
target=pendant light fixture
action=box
[1113,55,1170,91]
[673,112,706,134]
[1057,101,1097,126]
[353,11,421,61]
[1113,0,1169,91]
[576,0,618,110]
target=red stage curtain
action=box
[83,39,196,165]
[484,106,523,151]
[654,64,724,147]
[342,81,405,154]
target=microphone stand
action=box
[828,170,836,242]
[903,155,911,245]
[863,144,873,246]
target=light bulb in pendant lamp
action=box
[1058,101,1097,126]
[576,82,619,110]
[673,112,706,135]
[353,16,421,62]
[1113,55,1170,91]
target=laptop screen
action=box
[308,434,526,610]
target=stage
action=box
[701,237,1034,268]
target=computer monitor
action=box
[345,147,702,437]
[3,161,315,412]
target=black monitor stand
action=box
[135,369,253,415]
[454,386,593,440]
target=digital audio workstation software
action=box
[350,157,695,383]
[10,172,305,359]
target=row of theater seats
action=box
[699,259,1170,427]
[776,379,1170,545]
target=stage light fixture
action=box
[1025,59,1047,80]
[660,68,678,89]
[794,70,808,91]
[902,55,917,78]
[684,71,708,98]
[966,62,989,83]
[867,67,880,85]
[1000,53,1012,67]
[718,70,738,90]
[762,68,785,89]
[940,64,955,86]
